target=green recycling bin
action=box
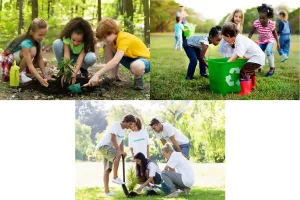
[184,24,196,37]
[207,58,247,94]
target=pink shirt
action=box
[253,19,276,44]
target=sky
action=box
[175,0,299,23]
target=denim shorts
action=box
[120,56,150,73]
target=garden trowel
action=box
[68,79,102,94]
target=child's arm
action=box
[63,44,71,60]
[120,140,127,157]
[248,26,256,39]
[111,134,121,151]
[227,54,239,62]
[277,21,283,36]
[130,148,134,161]
[88,50,124,86]
[38,49,53,81]
[71,50,86,84]
[200,43,209,67]
[22,48,48,87]
[147,145,150,159]
[272,30,280,50]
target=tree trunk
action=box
[143,0,149,45]
[18,0,23,34]
[47,0,50,19]
[97,0,101,22]
[124,0,134,34]
[82,0,85,16]
[119,0,123,15]
[0,0,2,11]
[32,0,38,19]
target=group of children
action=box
[1,17,150,90]
[175,4,291,96]
[96,114,194,198]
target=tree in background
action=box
[75,120,93,160]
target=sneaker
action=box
[183,188,190,195]
[281,54,288,62]
[20,71,32,83]
[201,74,209,78]
[133,77,144,90]
[104,192,117,196]
[166,191,179,198]
[112,177,125,185]
[151,188,158,193]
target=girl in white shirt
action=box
[129,117,150,160]
[221,22,265,96]
[134,152,162,193]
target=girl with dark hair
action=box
[248,4,279,77]
[183,26,222,79]
[129,117,150,161]
[52,17,96,84]
[2,18,52,86]
[134,152,162,193]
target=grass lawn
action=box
[76,186,225,200]
[150,33,300,100]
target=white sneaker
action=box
[151,188,158,193]
[104,192,117,196]
[20,71,32,83]
[112,177,125,185]
[281,54,288,62]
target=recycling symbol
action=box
[225,68,240,86]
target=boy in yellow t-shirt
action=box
[88,18,150,90]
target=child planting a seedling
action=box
[277,10,291,62]
[2,18,52,86]
[222,22,265,96]
[219,9,244,57]
[248,4,279,76]
[96,114,136,197]
[134,152,162,194]
[88,18,150,90]
[52,17,96,85]
[129,117,150,161]
[183,26,222,79]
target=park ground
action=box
[76,162,225,200]
[150,33,300,100]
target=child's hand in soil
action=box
[71,72,77,85]
[44,75,55,81]
[39,78,49,87]
[88,74,100,86]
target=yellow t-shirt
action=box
[114,32,150,60]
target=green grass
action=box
[76,187,225,200]
[150,33,300,100]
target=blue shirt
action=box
[277,20,291,35]
[174,23,184,37]
[14,39,42,53]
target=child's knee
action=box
[30,47,37,58]
[52,39,63,49]
[84,53,96,66]
[130,60,145,75]
[190,59,197,66]
[265,49,272,56]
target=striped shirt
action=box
[187,35,209,50]
[253,19,276,44]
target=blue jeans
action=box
[173,143,190,159]
[258,43,274,56]
[52,39,96,69]
[278,34,290,56]
[119,56,150,73]
[174,35,183,51]
[183,39,207,79]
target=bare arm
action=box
[200,43,209,67]
[22,48,44,82]
[272,29,280,50]
[248,26,256,39]
[37,49,46,78]
[169,136,181,152]
[74,49,86,74]
[160,139,167,146]
[63,44,70,60]
[147,145,150,159]
[111,134,121,151]
[227,54,239,62]
[130,147,134,160]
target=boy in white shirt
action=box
[128,117,150,160]
[96,114,136,197]
[222,22,265,96]
[150,118,190,158]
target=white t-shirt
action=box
[156,123,189,145]
[167,151,194,187]
[96,122,125,148]
[128,129,150,157]
[234,34,265,65]
[147,162,161,177]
